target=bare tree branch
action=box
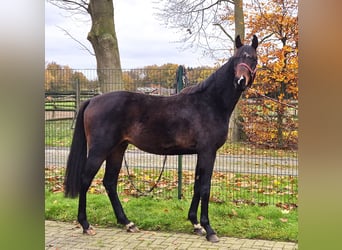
[259,32,274,44]
[213,23,234,42]
[57,26,95,56]
[155,0,236,59]
[48,0,89,14]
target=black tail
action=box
[64,100,90,198]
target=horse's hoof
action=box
[83,226,96,236]
[194,228,206,236]
[126,222,140,233]
[206,233,219,243]
[193,224,206,236]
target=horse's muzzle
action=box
[234,75,250,91]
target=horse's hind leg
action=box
[78,150,106,235]
[103,143,139,233]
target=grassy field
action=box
[45,166,298,241]
[45,189,297,242]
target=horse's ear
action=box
[251,35,258,49]
[235,35,243,48]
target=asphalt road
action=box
[45,147,298,176]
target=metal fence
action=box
[45,67,298,206]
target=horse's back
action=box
[82,90,227,155]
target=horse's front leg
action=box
[197,151,219,242]
[188,163,206,236]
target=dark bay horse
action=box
[64,35,258,242]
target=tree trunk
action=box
[234,0,245,40]
[87,0,123,92]
[229,0,245,142]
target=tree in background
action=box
[45,62,93,92]
[186,66,215,86]
[48,0,123,93]
[239,0,298,149]
[156,0,245,60]
[46,62,217,95]
[45,62,75,91]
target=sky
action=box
[45,1,217,69]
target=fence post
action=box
[176,65,185,199]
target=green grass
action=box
[45,190,297,242]
[45,101,76,111]
[45,120,74,147]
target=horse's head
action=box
[233,35,258,91]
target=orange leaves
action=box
[243,0,298,114]
[239,95,298,149]
[240,0,299,150]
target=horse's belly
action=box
[134,144,197,155]
[126,133,197,155]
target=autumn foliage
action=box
[238,0,298,149]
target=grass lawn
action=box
[45,166,298,242]
[45,190,297,242]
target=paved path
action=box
[45,220,298,250]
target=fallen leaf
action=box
[257,216,264,220]
[232,209,238,217]
[210,196,224,204]
[280,218,288,223]
[273,180,281,186]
